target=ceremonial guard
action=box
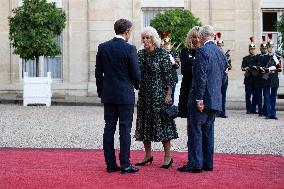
[216,32,231,118]
[241,37,258,114]
[259,34,282,119]
[162,35,180,103]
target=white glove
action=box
[268,66,276,71]
[169,54,176,65]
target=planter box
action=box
[23,72,52,107]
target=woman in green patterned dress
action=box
[134,26,179,169]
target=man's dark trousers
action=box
[255,87,263,115]
[245,84,253,113]
[188,105,216,169]
[103,103,134,169]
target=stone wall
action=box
[0,0,283,99]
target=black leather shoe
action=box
[160,158,173,169]
[135,156,153,166]
[106,164,121,173]
[217,114,227,118]
[177,165,202,173]
[270,116,278,120]
[202,167,213,171]
[121,165,139,174]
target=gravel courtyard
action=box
[0,104,283,155]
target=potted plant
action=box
[9,0,66,106]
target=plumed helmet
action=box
[249,37,256,49]
[260,36,267,49]
[216,32,224,46]
[267,33,274,47]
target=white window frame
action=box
[141,0,184,8]
[19,0,62,8]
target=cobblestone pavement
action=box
[0,104,283,155]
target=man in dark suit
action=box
[178,25,227,173]
[95,19,141,174]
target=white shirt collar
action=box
[204,40,215,45]
[115,35,125,41]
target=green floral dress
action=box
[135,48,179,142]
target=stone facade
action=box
[0,0,283,99]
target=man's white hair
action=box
[141,26,161,47]
[199,25,215,38]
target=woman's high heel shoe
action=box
[160,158,173,169]
[135,156,153,166]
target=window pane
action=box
[143,10,159,27]
[263,12,277,32]
[44,56,62,79]
[22,59,36,77]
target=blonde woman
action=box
[178,26,201,119]
[134,26,178,169]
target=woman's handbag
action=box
[162,105,179,121]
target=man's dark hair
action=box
[114,19,132,35]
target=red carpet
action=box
[0,148,283,189]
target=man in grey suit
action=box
[95,19,141,174]
[178,25,227,173]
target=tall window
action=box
[263,12,277,32]
[19,0,63,80]
[141,0,184,27]
[143,10,160,27]
[262,11,284,76]
[262,11,283,52]
[143,8,177,27]
[22,35,63,79]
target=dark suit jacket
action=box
[95,37,141,104]
[189,41,227,111]
[242,55,257,85]
[266,54,281,88]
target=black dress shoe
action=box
[135,156,153,166]
[160,158,173,169]
[217,114,227,118]
[202,167,213,171]
[106,164,121,173]
[121,165,139,174]
[177,165,202,173]
[270,116,278,120]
